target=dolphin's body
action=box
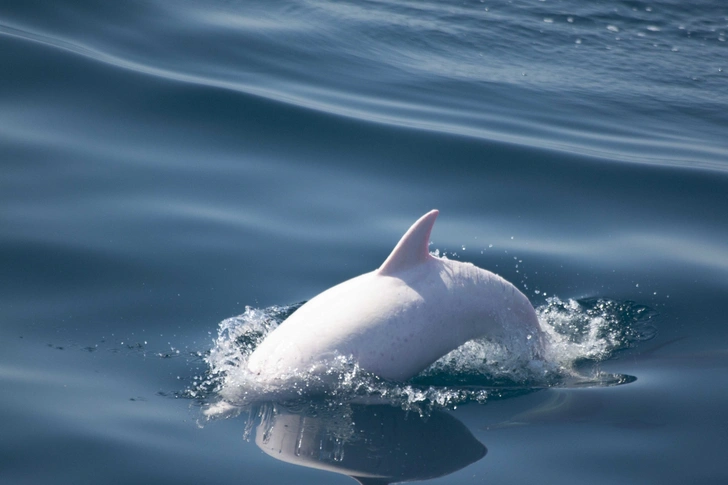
[253,402,486,485]
[248,210,543,382]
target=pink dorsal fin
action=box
[378,210,439,276]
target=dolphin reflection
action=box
[251,402,487,484]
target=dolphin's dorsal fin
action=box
[378,210,438,276]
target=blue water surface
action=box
[1,1,727,484]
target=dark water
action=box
[2,0,728,483]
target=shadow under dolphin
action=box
[251,401,487,484]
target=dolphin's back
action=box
[248,257,541,382]
[247,210,544,383]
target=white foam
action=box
[195,296,654,417]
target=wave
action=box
[2,0,726,172]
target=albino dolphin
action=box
[254,402,486,484]
[248,210,544,382]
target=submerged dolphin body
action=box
[248,210,544,382]
[253,402,486,484]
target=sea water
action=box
[1,1,727,484]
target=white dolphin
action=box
[248,210,544,382]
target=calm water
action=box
[2,0,728,483]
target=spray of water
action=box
[191,295,655,418]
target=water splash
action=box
[539,297,657,365]
[194,296,655,417]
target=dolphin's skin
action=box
[248,210,544,382]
